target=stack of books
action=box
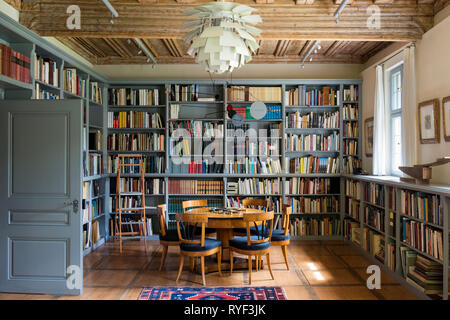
[407,255,449,296]
[0,44,31,83]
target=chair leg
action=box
[189,257,195,272]
[200,256,206,286]
[281,245,289,270]
[230,250,234,275]
[266,252,274,280]
[248,255,252,285]
[159,245,168,271]
[217,248,222,277]
[176,255,184,283]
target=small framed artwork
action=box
[443,96,450,142]
[418,99,440,144]
[365,117,374,157]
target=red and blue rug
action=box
[138,286,287,300]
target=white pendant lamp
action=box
[183,0,262,74]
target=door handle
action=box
[64,199,79,214]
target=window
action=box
[388,65,403,176]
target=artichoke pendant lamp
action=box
[183,0,262,74]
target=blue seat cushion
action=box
[159,229,179,242]
[180,238,222,252]
[229,236,271,251]
[271,229,290,242]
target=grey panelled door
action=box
[0,100,83,295]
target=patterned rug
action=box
[138,286,287,300]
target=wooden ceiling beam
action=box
[19,0,435,41]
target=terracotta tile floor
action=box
[0,240,421,300]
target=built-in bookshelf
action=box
[0,12,109,256]
[343,175,450,300]
[101,80,362,240]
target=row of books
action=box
[110,177,165,195]
[303,86,340,106]
[62,68,86,97]
[285,87,299,106]
[34,54,58,86]
[168,199,223,213]
[287,156,340,174]
[346,199,360,221]
[110,217,153,237]
[107,155,165,174]
[405,252,449,296]
[285,111,340,129]
[363,228,389,264]
[89,130,102,151]
[345,179,361,199]
[285,132,339,152]
[343,122,359,137]
[107,111,164,129]
[90,82,103,104]
[364,206,385,233]
[169,140,223,158]
[226,157,282,174]
[111,196,142,211]
[34,84,59,100]
[290,217,341,236]
[227,86,282,102]
[169,84,202,102]
[343,140,358,155]
[400,190,443,226]
[343,156,361,174]
[401,218,444,261]
[364,182,385,207]
[228,139,280,157]
[226,123,281,138]
[227,178,282,195]
[170,160,223,174]
[83,221,101,249]
[343,85,359,102]
[84,153,102,176]
[169,121,224,138]
[0,44,31,83]
[286,196,339,214]
[109,88,161,106]
[107,133,165,151]
[343,104,359,120]
[285,177,334,195]
[230,105,282,120]
[168,180,223,194]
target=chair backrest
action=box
[182,200,208,213]
[175,213,208,246]
[243,211,274,246]
[281,204,292,236]
[157,204,167,236]
[242,198,269,212]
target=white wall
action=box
[360,15,450,184]
[94,63,363,80]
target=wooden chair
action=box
[233,198,269,236]
[269,205,292,270]
[229,211,275,285]
[182,200,216,237]
[175,213,222,286]
[157,204,180,271]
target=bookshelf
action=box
[0,11,109,256]
[102,79,362,240]
[343,174,450,300]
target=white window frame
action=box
[388,64,403,176]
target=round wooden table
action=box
[189,207,265,273]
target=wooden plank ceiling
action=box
[11,0,450,65]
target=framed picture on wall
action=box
[365,117,374,157]
[443,96,450,142]
[418,99,440,144]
